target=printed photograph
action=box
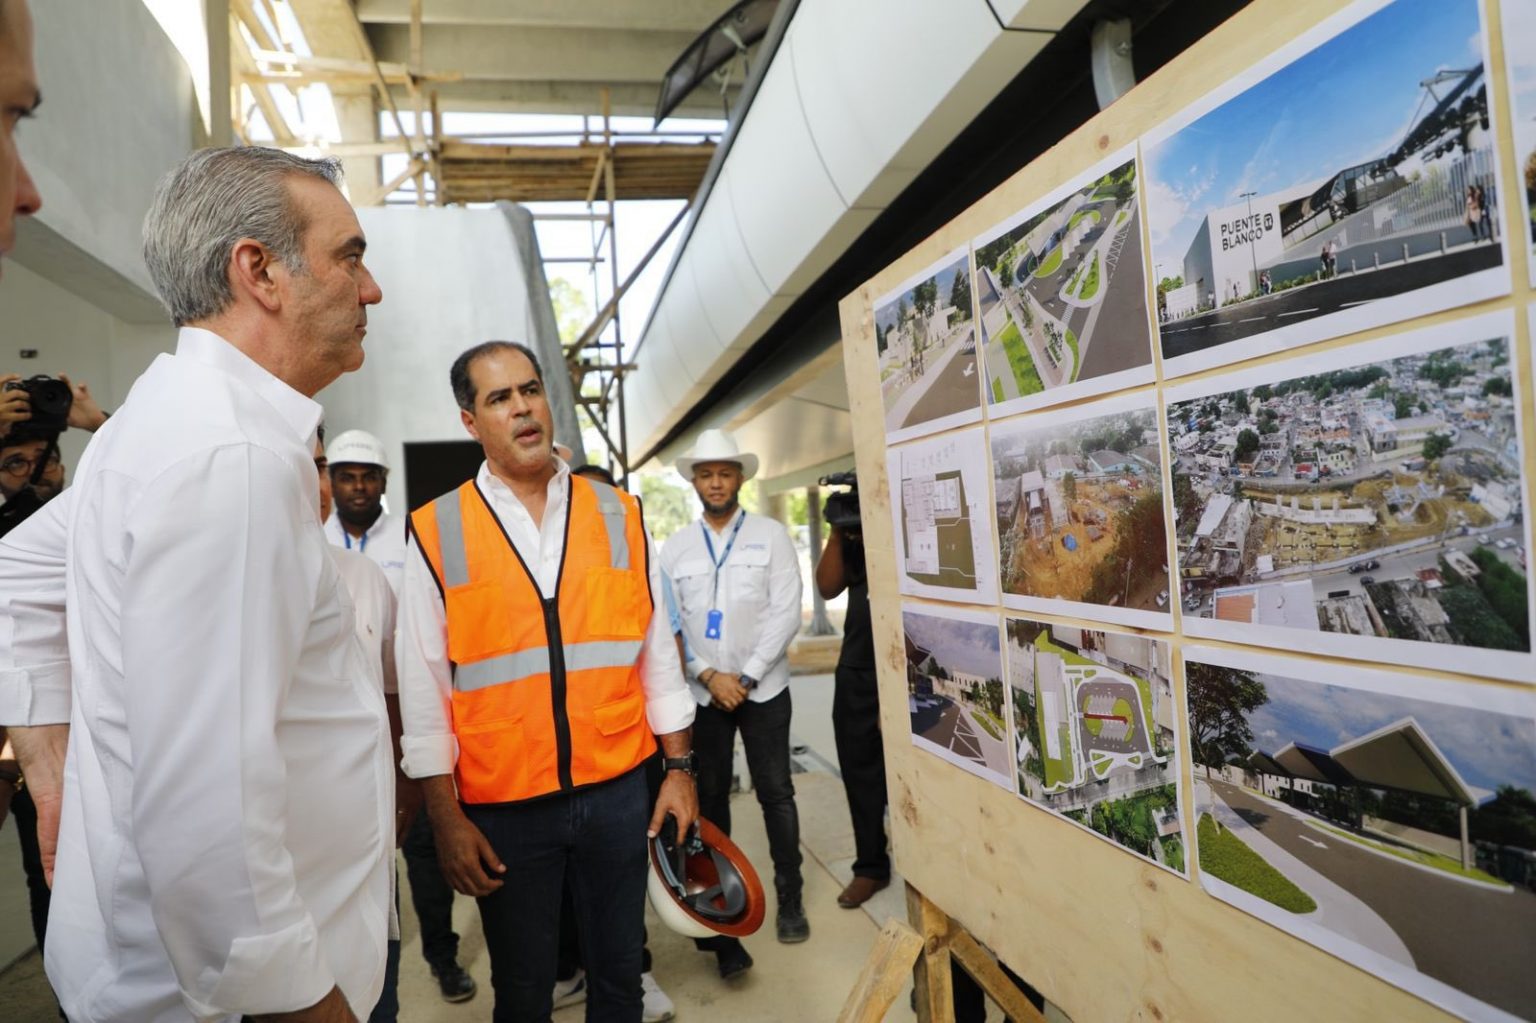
[989,394,1172,628]
[1144,0,1509,376]
[1165,311,1532,680]
[973,149,1155,413]
[904,604,1012,791]
[1185,646,1536,1022]
[1006,618,1185,875]
[887,426,999,603]
[1502,0,1536,286]
[874,246,982,442]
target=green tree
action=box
[1234,428,1260,463]
[1186,662,1269,776]
[1484,376,1513,397]
[638,473,695,544]
[1157,275,1184,295]
[1251,384,1273,401]
[546,275,590,346]
[948,267,972,321]
[1231,389,1249,414]
[1062,471,1077,503]
[1369,380,1391,401]
[1394,392,1415,418]
[1422,432,1452,461]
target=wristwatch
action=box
[739,673,759,691]
[662,752,698,777]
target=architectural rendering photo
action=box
[1145,0,1509,376]
[1185,646,1536,1022]
[989,395,1172,627]
[887,426,999,603]
[1165,312,1532,678]
[1005,618,1184,874]
[973,150,1155,413]
[874,246,982,442]
[904,605,1012,791]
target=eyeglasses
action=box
[0,452,61,477]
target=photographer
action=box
[814,472,890,909]
[0,372,108,521]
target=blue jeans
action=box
[367,870,402,1023]
[465,766,649,1023]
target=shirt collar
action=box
[477,456,570,510]
[701,507,746,536]
[176,326,323,447]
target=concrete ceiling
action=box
[356,0,744,118]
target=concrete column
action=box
[1460,804,1472,871]
[203,0,233,146]
[806,484,835,635]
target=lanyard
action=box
[343,525,368,552]
[701,511,746,607]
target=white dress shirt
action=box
[396,459,695,779]
[31,327,393,1022]
[325,509,407,594]
[659,509,804,705]
[0,489,70,725]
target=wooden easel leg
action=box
[950,930,1049,1023]
[835,918,926,1023]
[907,882,955,1023]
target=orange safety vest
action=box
[410,473,656,804]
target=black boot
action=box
[776,890,810,944]
[431,961,477,1003]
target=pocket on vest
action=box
[445,580,523,663]
[583,567,648,639]
[593,691,646,736]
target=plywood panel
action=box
[837,1,1534,1020]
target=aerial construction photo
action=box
[874,245,983,442]
[972,148,1155,414]
[1165,310,1532,680]
[1184,645,1536,1023]
[1144,0,1510,377]
[989,393,1172,629]
[1005,617,1184,875]
[904,604,1012,792]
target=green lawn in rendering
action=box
[1033,244,1064,278]
[1131,671,1156,745]
[1034,669,1073,789]
[1306,821,1505,885]
[1198,814,1317,913]
[974,708,1005,741]
[1078,252,1101,300]
[1064,327,1080,380]
[1114,209,1129,227]
[995,319,1044,395]
[1067,207,1102,232]
[991,377,1003,403]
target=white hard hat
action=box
[674,428,759,482]
[647,817,765,940]
[326,429,389,470]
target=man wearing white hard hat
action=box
[324,427,478,1004]
[659,428,808,977]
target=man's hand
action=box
[431,809,505,896]
[705,671,749,712]
[648,769,699,840]
[0,373,30,437]
[395,779,422,848]
[250,985,358,1022]
[59,374,109,432]
[7,724,67,886]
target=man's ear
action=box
[461,407,481,442]
[229,238,282,313]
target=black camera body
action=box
[820,470,861,533]
[4,375,72,432]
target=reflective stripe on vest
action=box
[586,479,630,570]
[453,638,644,692]
[434,487,470,587]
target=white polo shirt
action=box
[659,509,803,705]
[325,509,408,593]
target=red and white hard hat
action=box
[647,817,766,939]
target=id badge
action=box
[705,609,723,640]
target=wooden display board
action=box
[838,1,1534,1020]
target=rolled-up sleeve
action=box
[0,491,73,727]
[395,534,458,778]
[120,446,335,1016]
[641,533,695,735]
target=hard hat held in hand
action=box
[647,817,766,939]
[326,429,389,470]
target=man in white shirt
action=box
[659,428,808,971]
[1,146,392,1022]
[396,340,697,1021]
[321,427,474,1005]
[323,429,408,592]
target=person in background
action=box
[814,514,889,909]
[660,428,808,980]
[396,340,697,1022]
[321,427,475,1004]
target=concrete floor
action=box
[0,675,936,1022]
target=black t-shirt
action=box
[839,577,875,670]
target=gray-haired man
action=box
[0,146,390,1022]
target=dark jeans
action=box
[694,688,802,901]
[833,666,890,880]
[466,767,649,1023]
[402,811,461,971]
[367,872,402,1023]
[12,785,50,949]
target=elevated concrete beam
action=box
[392,80,736,119]
[367,24,697,82]
[356,0,724,33]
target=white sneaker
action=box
[552,969,588,1010]
[641,971,676,1022]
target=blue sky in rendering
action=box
[1145,0,1486,265]
[903,610,1002,680]
[1245,670,1536,797]
[875,255,969,333]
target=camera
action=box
[820,470,861,533]
[4,375,73,432]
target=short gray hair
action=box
[142,146,344,326]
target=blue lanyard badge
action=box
[343,527,368,553]
[701,512,746,638]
